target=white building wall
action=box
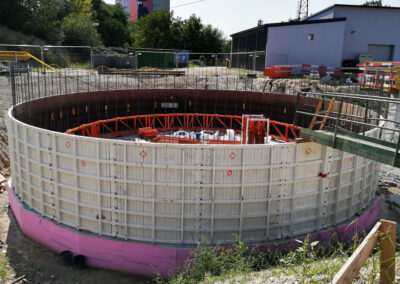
[333,7,400,62]
[266,21,345,67]
[308,8,334,20]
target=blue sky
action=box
[105,0,400,38]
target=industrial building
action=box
[231,4,400,70]
[115,0,170,22]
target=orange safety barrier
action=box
[138,127,158,138]
[264,67,292,78]
[152,136,201,144]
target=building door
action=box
[367,44,394,61]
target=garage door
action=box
[367,44,394,61]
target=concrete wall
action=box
[333,7,400,62]
[7,106,379,246]
[266,21,345,67]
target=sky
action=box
[104,0,400,38]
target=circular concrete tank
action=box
[6,87,380,276]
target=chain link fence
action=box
[0,44,270,78]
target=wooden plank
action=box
[380,220,396,284]
[319,98,335,130]
[308,99,323,130]
[332,221,381,284]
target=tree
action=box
[93,2,131,47]
[71,0,93,17]
[131,11,226,52]
[27,0,68,44]
[0,0,30,32]
[363,0,383,6]
[61,13,102,46]
[222,41,231,53]
[0,0,69,44]
[181,15,203,51]
[132,10,180,49]
[200,24,224,53]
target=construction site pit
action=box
[6,88,380,277]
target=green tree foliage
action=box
[93,2,131,47]
[61,13,102,46]
[0,0,30,33]
[131,10,180,49]
[131,11,226,52]
[363,0,383,6]
[222,41,231,53]
[71,0,93,17]
[1,0,225,51]
[0,0,69,44]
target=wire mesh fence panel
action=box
[0,44,42,61]
[43,46,92,68]
[216,53,231,67]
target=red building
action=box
[116,0,170,22]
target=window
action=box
[308,34,314,40]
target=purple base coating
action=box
[7,182,380,278]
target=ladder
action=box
[308,98,335,130]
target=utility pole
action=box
[297,0,309,20]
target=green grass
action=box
[189,60,200,68]
[159,232,390,284]
[67,62,92,69]
[0,255,8,282]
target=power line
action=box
[171,0,205,9]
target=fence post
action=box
[90,47,94,69]
[40,45,44,62]
[10,63,16,107]
[380,220,396,284]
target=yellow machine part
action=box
[0,51,60,73]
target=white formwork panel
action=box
[6,110,380,245]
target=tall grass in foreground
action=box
[159,232,387,284]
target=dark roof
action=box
[306,4,400,20]
[230,17,346,37]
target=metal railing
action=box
[293,86,400,167]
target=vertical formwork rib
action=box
[181,148,185,244]
[211,147,216,242]
[73,137,79,229]
[52,134,61,222]
[265,146,274,240]
[151,145,155,244]
[24,127,33,210]
[239,147,245,240]
[97,141,102,235]
[124,143,128,240]
[289,144,298,236]
[348,156,358,218]
[334,151,345,224]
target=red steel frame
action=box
[65,113,301,143]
